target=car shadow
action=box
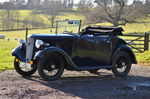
[23,72,150,99]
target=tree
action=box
[27,0,42,10]
[1,2,15,30]
[23,12,46,28]
[0,1,23,30]
[0,3,3,9]
[78,0,94,12]
[145,0,150,14]
[62,0,74,10]
[68,0,74,9]
[62,0,68,9]
[13,10,20,29]
[13,0,26,9]
[86,0,149,26]
[43,0,62,28]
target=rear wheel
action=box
[37,53,64,81]
[14,57,37,76]
[112,51,132,77]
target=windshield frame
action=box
[55,20,82,35]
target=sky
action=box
[0,0,146,4]
[0,0,8,2]
[0,0,81,4]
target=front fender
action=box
[34,47,76,66]
[112,45,137,64]
[12,46,26,62]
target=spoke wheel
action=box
[14,57,37,76]
[112,51,131,77]
[38,53,64,81]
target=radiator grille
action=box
[26,37,34,62]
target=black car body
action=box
[12,20,137,81]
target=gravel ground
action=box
[0,65,150,99]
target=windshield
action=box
[56,20,81,34]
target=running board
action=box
[73,65,113,71]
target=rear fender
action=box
[112,45,137,64]
[34,47,76,66]
[12,46,26,62]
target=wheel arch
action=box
[34,47,76,69]
[112,45,137,64]
[12,46,26,62]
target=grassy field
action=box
[0,28,54,71]
[98,22,150,34]
[0,11,150,71]
[137,51,150,64]
[0,10,85,30]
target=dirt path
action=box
[0,65,150,99]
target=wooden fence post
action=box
[25,27,28,41]
[144,32,150,51]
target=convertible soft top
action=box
[81,26,124,36]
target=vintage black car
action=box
[12,20,137,81]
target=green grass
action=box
[0,11,150,71]
[0,10,85,30]
[137,51,150,64]
[122,23,150,34]
[0,28,54,71]
[0,49,14,71]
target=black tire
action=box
[112,51,132,77]
[14,57,37,76]
[37,53,64,81]
[88,69,99,74]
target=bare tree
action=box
[86,0,149,26]
[13,10,20,29]
[12,0,22,29]
[68,0,74,9]
[27,0,42,10]
[14,0,26,9]
[43,0,62,28]
[78,0,94,12]
[1,1,15,30]
[145,0,150,14]
[1,0,22,30]
[23,12,45,29]
[62,0,68,10]
[0,3,3,9]
[0,10,5,30]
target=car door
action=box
[94,36,112,65]
[77,35,112,66]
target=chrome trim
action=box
[26,37,34,62]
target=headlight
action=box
[35,40,44,49]
[18,39,26,47]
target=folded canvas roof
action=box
[81,26,124,36]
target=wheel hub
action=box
[121,62,126,67]
[117,60,126,68]
[51,65,56,69]
[45,63,57,72]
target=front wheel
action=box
[112,51,132,77]
[37,53,64,81]
[14,57,37,76]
